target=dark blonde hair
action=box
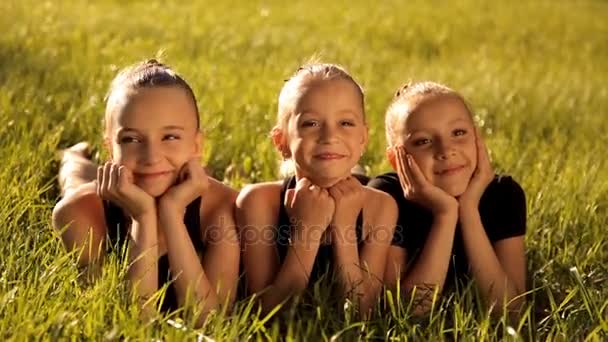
[274,62,365,176]
[276,62,365,132]
[104,59,199,136]
[385,81,472,147]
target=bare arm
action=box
[459,210,526,313]
[331,190,397,315]
[236,183,327,314]
[126,212,160,311]
[52,184,107,280]
[400,211,458,314]
[199,190,240,309]
[158,203,218,319]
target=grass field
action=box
[1,0,607,339]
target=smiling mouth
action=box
[134,171,173,179]
[314,153,346,160]
[435,165,465,176]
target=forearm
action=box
[127,214,159,306]
[331,224,370,310]
[401,212,458,314]
[158,208,218,313]
[260,228,321,312]
[403,212,457,290]
[459,209,522,310]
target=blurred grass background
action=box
[0,0,606,339]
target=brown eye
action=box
[163,134,180,141]
[413,138,431,146]
[119,136,140,144]
[453,129,467,137]
[340,120,356,127]
[301,120,319,127]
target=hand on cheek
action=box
[394,146,458,215]
[328,177,365,230]
[159,159,209,213]
[284,178,336,242]
[96,162,155,220]
[458,129,495,211]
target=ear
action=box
[386,147,397,171]
[271,126,291,158]
[361,124,369,148]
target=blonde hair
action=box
[103,59,199,137]
[276,62,365,132]
[274,62,365,176]
[385,81,471,147]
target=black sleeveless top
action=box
[368,173,526,291]
[104,197,204,312]
[275,176,365,286]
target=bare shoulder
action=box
[236,181,283,210]
[362,186,398,216]
[52,181,107,241]
[197,177,239,232]
[361,186,398,239]
[201,177,238,211]
[52,182,103,227]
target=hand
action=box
[159,159,209,213]
[458,129,495,210]
[328,176,365,232]
[96,162,155,220]
[394,146,458,215]
[284,178,336,241]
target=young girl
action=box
[369,81,527,315]
[235,63,398,315]
[52,60,240,322]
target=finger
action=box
[177,163,190,183]
[395,147,413,188]
[118,165,132,189]
[109,163,120,192]
[405,153,428,187]
[284,189,295,210]
[296,177,312,192]
[96,166,103,197]
[308,183,320,195]
[102,162,112,195]
[328,183,343,200]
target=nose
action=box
[141,141,162,165]
[319,123,338,144]
[434,139,456,160]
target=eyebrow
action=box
[162,125,186,130]
[117,125,186,133]
[297,109,362,118]
[448,117,471,124]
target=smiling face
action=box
[396,95,477,196]
[281,78,368,187]
[105,86,201,197]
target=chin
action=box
[437,181,468,197]
[136,182,171,198]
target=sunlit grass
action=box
[0,0,606,339]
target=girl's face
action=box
[282,78,368,187]
[397,96,477,196]
[106,86,201,197]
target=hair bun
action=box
[395,82,412,97]
[143,59,165,68]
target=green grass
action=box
[1,0,607,339]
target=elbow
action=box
[403,282,443,317]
